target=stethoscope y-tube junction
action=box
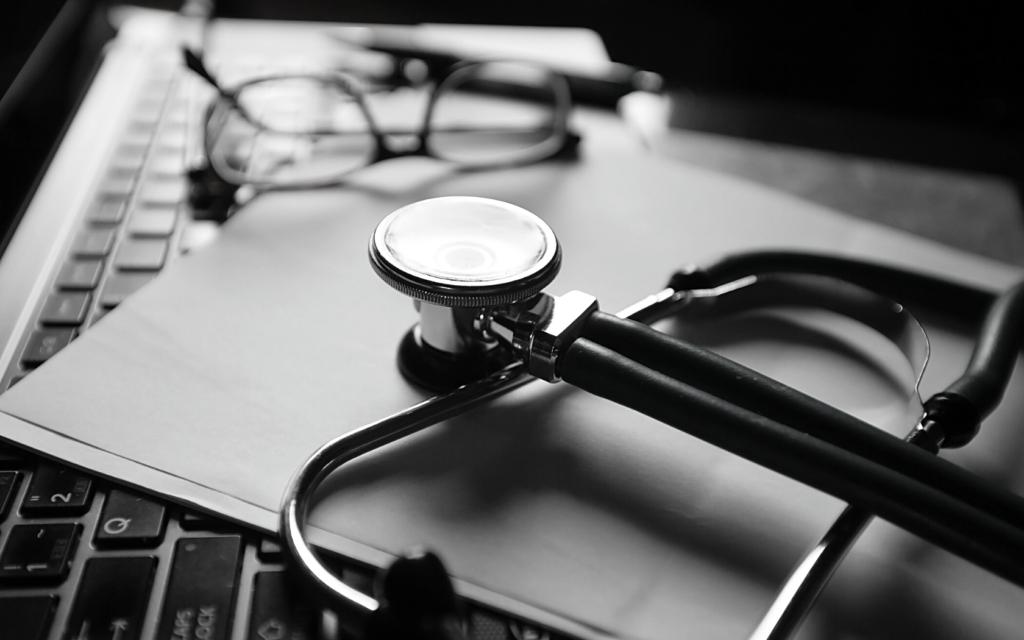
[283,197,1024,640]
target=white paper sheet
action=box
[2,110,1023,639]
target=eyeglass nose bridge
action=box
[372,131,430,162]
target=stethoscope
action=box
[280,196,1024,640]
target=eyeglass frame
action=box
[185,49,582,193]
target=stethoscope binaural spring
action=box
[281,196,1024,640]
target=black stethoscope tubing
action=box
[579,310,1024,531]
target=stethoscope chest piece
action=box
[370,196,564,391]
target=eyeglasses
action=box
[183,49,579,191]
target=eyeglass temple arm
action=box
[182,48,238,106]
[182,47,272,138]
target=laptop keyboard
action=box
[0,456,335,640]
[3,62,216,391]
[0,59,562,640]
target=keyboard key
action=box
[99,272,156,308]
[249,571,317,640]
[153,127,188,155]
[137,179,187,206]
[56,260,103,290]
[113,238,168,271]
[65,557,157,640]
[95,489,166,547]
[126,135,158,156]
[21,464,93,516]
[0,471,19,521]
[158,536,243,640]
[107,144,149,176]
[0,523,79,582]
[120,128,156,150]
[147,150,187,177]
[127,206,177,237]
[87,197,127,224]
[137,88,168,110]
[98,177,134,199]
[162,100,191,127]
[0,596,58,640]
[21,329,74,366]
[133,100,165,124]
[39,291,91,326]
[71,228,116,258]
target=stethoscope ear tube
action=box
[559,336,1024,588]
[580,311,1024,529]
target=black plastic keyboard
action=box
[0,448,560,640]
[0,451,344,640]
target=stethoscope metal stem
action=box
[749,505,872,640]
[281,363,532,619]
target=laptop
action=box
[0,5,574,639]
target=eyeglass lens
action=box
[427,62,565,166]
[206,77,377,187]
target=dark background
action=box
[210,0,1023,181]
[3,0,1022,232]
[217,1,1021,133]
